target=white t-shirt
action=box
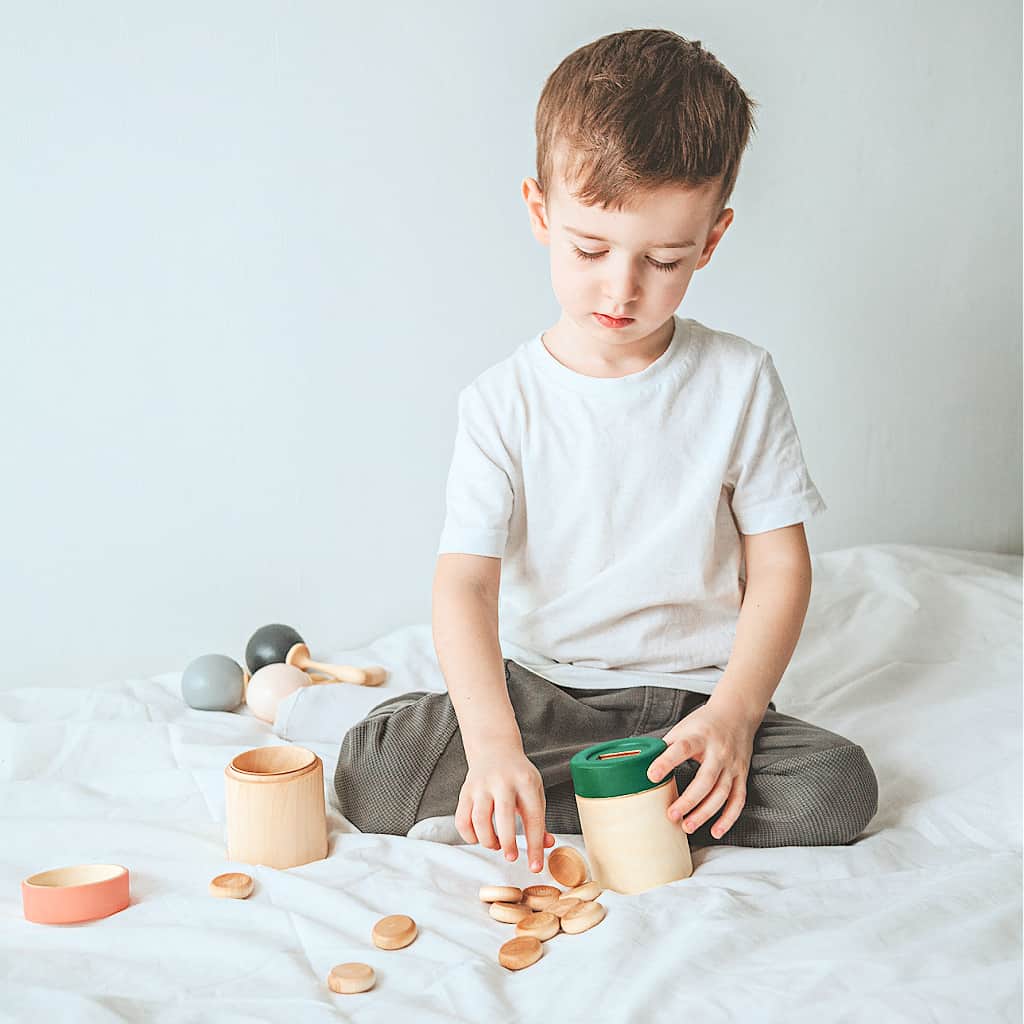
[437,314,827,695]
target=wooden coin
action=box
[548,897,582,919]
[547,846,589,888]
[372,913,418,950]
[327,962,376,994]
[479,885,522,904]
[208,872,254,899]
[498,935,543,971]
[489,901,534,924]
[561,900,606,934]
[521,884,561,910]
[566,880,603,902]
[514,910,560,941]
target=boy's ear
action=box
[521,177,551,245]
[695,207,735,271]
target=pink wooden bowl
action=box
[22,864,130,924]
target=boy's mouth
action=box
[593,313,635,328]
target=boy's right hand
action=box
[455,750,556,873]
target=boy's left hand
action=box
[645,699,760,840]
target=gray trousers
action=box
[334,659,879,850]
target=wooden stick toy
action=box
[245,623,388,686]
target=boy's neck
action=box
[540,314,676,379]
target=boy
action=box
[334,28,878,874]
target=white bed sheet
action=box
[1,543,1020,1022]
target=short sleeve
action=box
[436,384,515,557]
[725,350,827,535]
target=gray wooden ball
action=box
[182,653,246,711]
[245,623,304,674]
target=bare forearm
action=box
[707,562,812,726]
[432,579,523,761]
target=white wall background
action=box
[1,1,1020,689]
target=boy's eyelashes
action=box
[570,245,681,273]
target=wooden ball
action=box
[245,664,310,723]
[327,962,376,994]
[566,880,603,902]
[548,897,582,919]
[246,623,304,674]
[498,935,543,971]
[372,914,417,950]
[561,900,607,934]
[479,885,522,904]
[489,901,534,924]
[521,884,561,910]
[182,654,246,711]
[547,846,589,888]
[514,911,560,942]
[208,872,254,899]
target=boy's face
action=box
[522,168,733,352]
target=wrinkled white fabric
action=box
[1,544,1020,1022]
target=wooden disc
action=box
[372,914,417,950]
[548,897,582,919]
[514,910,560,941]
[208,872,254,899]
[521,884,561,910]
[566,880,603,902]
[547,846,589,888]
[327,962,376,994]
[479,885,522,904]
[489,901,534,924]
[498,935,543,971]
[561,900,606,934]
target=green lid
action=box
[569,736,667,799]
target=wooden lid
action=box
[489,901,534,924]
[521,884,561,909]
[548,846,589,888]
[499,935,543,971]
[327,962,376,994]
[561,900,607,934]
[514,910,560,941]
[479,885,523,903]
[548,897,583,919]
[566,880,603,902]
[372,913,417,950]
[209,872,254,899]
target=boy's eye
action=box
[571,246,681,273]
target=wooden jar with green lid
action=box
[570,737,693,894]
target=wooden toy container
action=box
[224,745,328,869]
[570,737,693,895]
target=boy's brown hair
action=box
[535,28,758,223]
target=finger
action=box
[544,832,556,848]
[517,791,547,872]
[472,796,499,850]
[680,775,734,833]
[708,778,747,839]
[454,796,478,845]
[668,759,719,821]
[494,796,518,861]
[647,737,694,784]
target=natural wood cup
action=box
[224,746,328,869]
